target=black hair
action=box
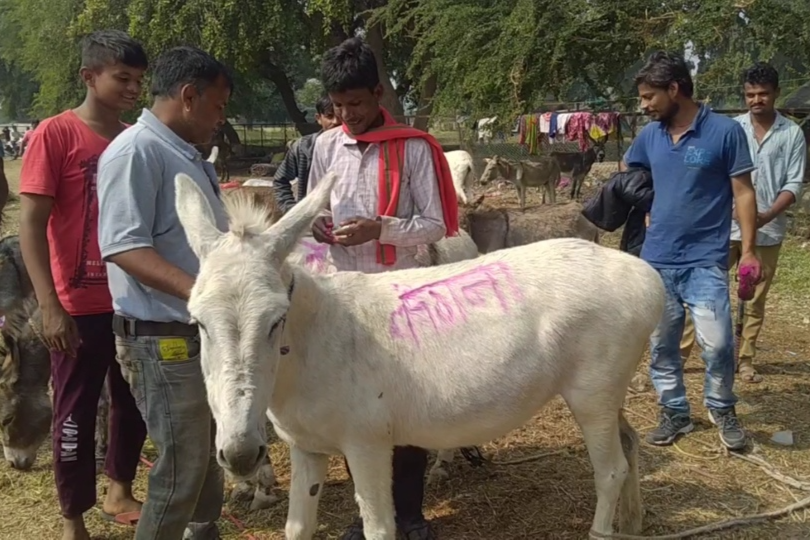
[150,46,233,99]
[315,95,334,115]
[634,51,694,98]
[320,37,380,93]
[743,62,779,90]
[80,29,148,71]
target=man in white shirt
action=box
[681,62,806,383]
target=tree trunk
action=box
[259,59,310,134]
[412,72,437,132]
[365,22,404,118]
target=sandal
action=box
[100,510,140,526]
[738,363,763,384]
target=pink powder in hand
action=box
[738,264,760,301]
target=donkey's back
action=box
[293,238,664,451]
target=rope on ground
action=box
[492,444,586,466]
[139,455,258,540]
[590,493,810,540]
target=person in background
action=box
[621,51,760,451]
[308,36,459,540]
[0,144,8,221]
[680,62,806,383]
[97,45,232,540]
[17,30,148,540]
[273,95,340,213]
[19,119,40,155]
[8,125,21,158]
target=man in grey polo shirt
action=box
[97,46,232,540]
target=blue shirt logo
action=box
[684,146,713,168]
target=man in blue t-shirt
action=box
[621,51,761,451]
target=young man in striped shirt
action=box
[307,37,459,540]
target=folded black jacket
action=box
[581,168,654,256]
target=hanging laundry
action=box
[518,114,541,155]
[528,116,540,154]
[539,112,551,134]
[565,112,594,152]
[553,113,572,144]
[518,115,528,145]
[589,112,619,141]
[549,112,559,139]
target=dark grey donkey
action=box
[0,235,110,472]
[551,132,608,200]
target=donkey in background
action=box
[551,132,608,200]
[479,155,561,210]
[0,235,110,472]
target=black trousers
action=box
[344,446,428,521]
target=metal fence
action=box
[230,108,810,184]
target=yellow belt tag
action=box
[158,338,189,362]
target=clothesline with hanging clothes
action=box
[517,111,621,153]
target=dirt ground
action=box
[2,158,810,539]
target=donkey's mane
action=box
[221,188,275,239]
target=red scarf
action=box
[343,107,459,265]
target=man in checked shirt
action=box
[306,37,459,540]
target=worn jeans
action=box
[681,241,782,364]
[51,313,146,518]
[116,333,223,540]
[649,266,736,414]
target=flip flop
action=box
[738,364,763,384]
[100,510,141,526]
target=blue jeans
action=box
[115,333,223,540]
[649,266,736,414]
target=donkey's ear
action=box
[0,340,19,388]
[206,145,219,164]
[264,171,338,264]
[175,173,224,259]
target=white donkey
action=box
[174,171,666,540]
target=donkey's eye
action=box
[269,316,286,337]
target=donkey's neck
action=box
[269,264,332,406]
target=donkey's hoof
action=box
[426,464,450,485]
[230,482,255,502]
[249,489,280,510]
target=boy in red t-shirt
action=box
[19,30,149,540]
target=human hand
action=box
[737,252,762,301]
[41,304,80,357]
[312,216,334,244]
[332,217,382,247]
[756,211,773,229]
[644,213,650,228]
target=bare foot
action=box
[62,517,91,540]
[102,479,142,517]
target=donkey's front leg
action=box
[345,445,396,540]
[285,445,329,540]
